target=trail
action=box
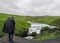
[0,36,60,43]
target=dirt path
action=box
[0,36,60,43]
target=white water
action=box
[24,36,34,39]
[25,21,56,39]
[28,21,56,34]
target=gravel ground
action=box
[0,36,60,43]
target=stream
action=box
[24,21,56,39]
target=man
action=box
[2,17,15,43]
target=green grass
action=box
[0,13,30,37]
[33,32,56,40]
[0,13,60,40]
[31,16,60,24]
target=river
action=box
[25,21,56,39]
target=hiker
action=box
[2,17,15,43]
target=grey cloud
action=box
[0,0,60,16]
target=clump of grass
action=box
[0,31,4,38]
[33,32,56,40]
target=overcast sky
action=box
[0,0,60,16]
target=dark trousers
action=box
[9,33,13,43]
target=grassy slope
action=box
[0,13,30,37]
[0,13,60,32]
[0,13,60,40]
[28,16,60,24]
[0,13,26,30]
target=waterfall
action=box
[28,21,56,34]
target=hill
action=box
[0,13,60,40]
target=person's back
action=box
[2,17,15,43]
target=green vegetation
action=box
[0,31,4,37]
[26,16,60,24]
[50,18,60,27]
[33,27,60,40]
[0,13,60,40]
[0,13,30,37]
[33,32,56,40]
[25,16,60,40]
